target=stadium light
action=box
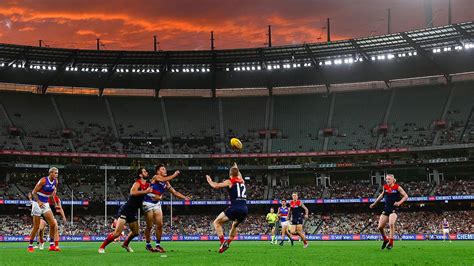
[324,60,332,65]
[257,66,261,70]
[334,59,342,65]
[387,54,395,60]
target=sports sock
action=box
[28,240,34,248]
[100,233,115,249]
[50,241,54,247]
[271,235,275,242]
[123,234,135,247]
[389,238,394,245]
[382,235,388,241]
[155,240,161,247]
[219,235,225,244]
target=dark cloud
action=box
[0,0,472,50]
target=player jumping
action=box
[98,168,152,253]
[370,174,408,250]
[265,207,278,244]
[206,162,248,253]
[289,192,309,248]
[277,199,294,246]
[143,165,189,253]
[27,167,61,252]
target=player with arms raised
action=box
[277,199,294,246]
[27,167,61,252]
[206,162,248,253]
[370,174,408,250]
[289,192,309,248]
[143,165,189,252]
[98,168,152,253]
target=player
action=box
[143,165,189,252]
[277,199,294,246]
[265,207,278,244]
[289,192,309,248]
[27,167,61,252]
[370,174,408,250]
[206,162,248,253]
[98,168,152,253]
[35,194,67,250]
[441,218,452,242]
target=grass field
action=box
[0,241,473,265]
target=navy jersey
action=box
[143,181,168,204]
[228,177,247,207]
[383,183,401,208]
[290,200,304,218]
[125,179,149,210]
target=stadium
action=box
[0,0,473,265]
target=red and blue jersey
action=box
[290,200,304,218]
[143,181,168,204]
[383,183,400,208]
[124,180,150,210]
[37,177,57,203]
[443,221,449,229]
[279,206,289,222]
[228,177,247,207]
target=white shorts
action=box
[31,201,52,217]
[142,201,162,213]
[280,221,290,228]
[443,228,450,234]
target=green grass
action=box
[0,241,472,265]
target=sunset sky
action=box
[0,0,472,51]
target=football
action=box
[230,138,243,150]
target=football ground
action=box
[0,241,472,265]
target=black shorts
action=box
[117,204,138,223]
[268,223,276,229]
[291,216,304,225]
[224,205,248,223]
[381,206,399,216]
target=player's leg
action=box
[377,214,389,249]
[296,224,308,248]
[153,207,165,252]
[43,211,60,251]
[387,213,397,249]
[27,215,41,252]
[213,212,230,245]
[99,217,126,252]
[122,221,139,252]
[143,210,155,251]
[271,225,276,244]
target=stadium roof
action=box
[0,21,473,92]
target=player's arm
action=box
[369,191,384,208]
[206,175,231,189]
[166,182,190,200]
[55,199,67,223]
[301,202,309,219]
[230,162,242,178]
[154,170,181,182]
[130,182,152,196]
[394,186,409,206]
[32,178,46,207]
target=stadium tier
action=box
[1,81,473,154]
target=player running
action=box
[441,218,452,242]
[27,167,61,252]
[370,174,408,250]
[98,168,153,253]
[265,207,278,244]
[143,165,189,253]
[277,199,294,246]
[289,192,309,248]
[206,162,248,254]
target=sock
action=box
[271,236,275,242]
[124,234,135,247]
[100,233,115,249]
[55,241,59,247]
[155,240,161,247]
[227,237,233,244]
[389,238,394,245]
[29,240,34,248]
[382,235,388,241]
[50,242,54,247]
[303,239,307,244]
[219,235,225,245]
